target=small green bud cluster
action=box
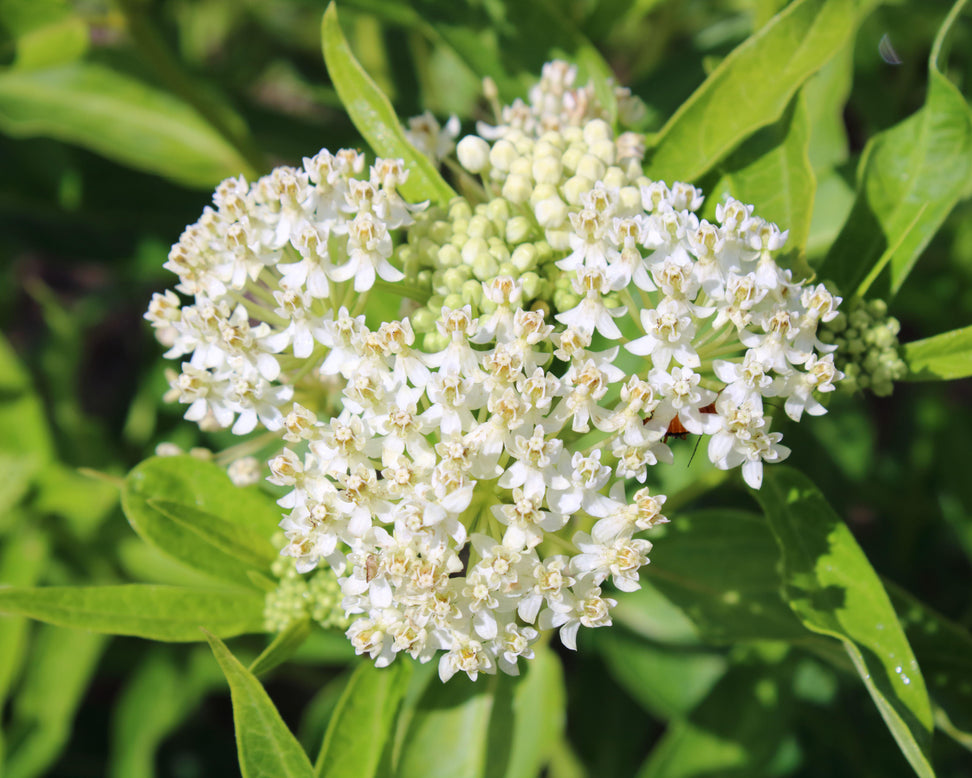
[398,196,562,350]
[264,542,347,632]
[401,119,643,349]
[821,297,906,396]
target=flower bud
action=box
[457,135,491,173]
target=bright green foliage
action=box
[756,467,935,778]
[0,585,266,641]
[645,0,856,183]
[903,324,972,380]
[315,661,412,777]
[321,3,457,205]
[821,0,972,299]
[206,632,316,778]
[122,456,281,588]
[0,63,253,187]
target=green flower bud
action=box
[502,173,532,204]
[449,198,472,222]
[443,293,463,309]
[472,253,500,281]
[461,236,489,266]
[461,279,484,306]
[486,197,511,225]
[437,244,462,268]
[506,216,534,245]
[520,271,543,300]
[411,306,436,333]
[511,244,538,273]
[562,174,594,206]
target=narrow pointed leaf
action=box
[122,456,282,587]
[0,585,266,641]
[0,526,48,706]
[205,632,315,778]
[754,467,935,778]
[0,63,253,187]
[820,0,972,298]
[902,324,972,381]
[645,0,856,183]
[315,660,412,778]
[321,3,456,206]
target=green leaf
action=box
[394,673,496,778]
[598,628,727,721]
[645,0,856,183]
[108,649,214,778]
[902,325,972,381]
[3,626,106,778]
[708,91,815,275]
[149,498,277,570]
[0,585,266,641]
[32,463,119,539]
[321,3,456,206]
[0,333,54,464]
[0,526,48,706]
[498,646,566,778]
[315,660,412,778]
[820,0,972,298]
[122,455,282,587]
[636,656,800,778]
[250,619,313,678]
[0,62,253,188]
[754,467,935,778]
[205,632,316,778]
[642,509,811,643]
[0,0,88,70]
[886,581,972,748]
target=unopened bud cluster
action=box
[148,60,842,681]
[265,548,347,632]
[820,297,905,396]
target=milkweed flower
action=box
[147,60,841,680]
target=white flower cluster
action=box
[146,148,422,436]
[147,59,842,682]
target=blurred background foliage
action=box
[0,0,971,776]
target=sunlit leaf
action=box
[206,632,316,778]
[122,456,282,587]
[0,526,48,706]
[321,3,456,206]
[0,585,266,641]
[755,467,935,778]
[394,673,495,778]
[820,0,972,298]
[645,0,856,183]
[902,324,972,381]
[0,63,253,188]
[315,660,412,778]
[501,646,565,778]
[708,91,815,275]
